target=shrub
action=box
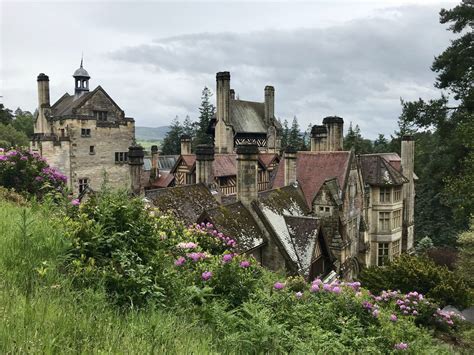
[0,148,67,198]
[358,254,471,309]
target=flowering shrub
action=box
[0,148,67,198]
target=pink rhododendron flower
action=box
[174,256,186,266]
[323,284,332,292]
[239,260,250,268]
[372,309,379,318]
[273,282,284,290]
[332,286,341,294]
[71,199,80,206]
[390,314,398,322]
[394,342,408,350]
[310,284,320,293]
[177,242,197,249]
[295,292,303,299]
[201,271,212,281]
[222,254,233,263]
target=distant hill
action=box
[135,126,170,140]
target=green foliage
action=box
[160,116,183,155]
[0,149,67,199]
[12,107,35,137]
[0,123,29,148]
[0,103,13,125]
[194,86,215,147]
[358,254,471,308]
[343,122,374,154]
[456,222,474,287]
[416,236,434,255]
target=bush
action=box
[0,148,67,198]
[358,254,471,309]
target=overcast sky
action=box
[0,0,459,138]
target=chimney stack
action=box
[401,135,415,252]
[215,71,232,153]
[236,144,259,207]
[180,134,192,155]
[128,144,145,195]
[150,145,159,180]
[35,73,51,134]
[323,116,344,151]
[310,125,328,152]
[196,144,215,186]
[284,146,297,186]
[230,89,235,100]
[264,85,275,125]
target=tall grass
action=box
[0,201,217,354]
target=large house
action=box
[31,61,135,194]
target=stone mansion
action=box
[31,65,416,280]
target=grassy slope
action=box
[0,201,215,354]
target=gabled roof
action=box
[272,151,352,208]
[149,172,175,188]
[145,183,219,226]
[253,185,310,266]
[316,178,343,206]
[51,85,125,118]
[359,155,408,186]
[284,215,321,276]
[230,99,267,134]
[199,202,264,253]
[258,153,280,168]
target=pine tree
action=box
[194,87,215,147]
[182,115,196,138]
[373,134,390,153]
[288,116,303,149]
[281,119,290,149]
[161,116,183,155]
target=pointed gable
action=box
[360,155,408,186]
[272,151,352,208]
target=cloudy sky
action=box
[1,0,459,138]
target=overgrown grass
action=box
[0,200,217,353]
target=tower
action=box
[73,58,90,96]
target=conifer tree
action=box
[194,87,215,147]
[280,119,290,149]
[161,116,183,155]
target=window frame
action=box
[78,178,89,194]
[81,128,91,137]
[379,187,391,203]
[378,211,391,232]
[377,242,390,266]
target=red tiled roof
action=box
[150,172,175,188]
[181,155,196,168]
[258,153,279,167]
[272,151,351,207]
[213,154,237,177]
[373,153,402,172]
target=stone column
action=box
[401,135,415,252]
[215,71,232,153]
[323,116,344,151]
[150,145,159,180]
[180,135,192,155]
[236,144,259,207]
[128,144,144,195]
[35,73,51,135]
[264,85,275,125]
[310,125,328,152]
[284,146,297,186]
[196,144,215,186]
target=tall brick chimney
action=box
[310,125,328,152]
[401,135,415,252]
[323,116,344,151]
[264,85,275,125]
[215,71,232,153]
[284,146,297,186]
[236,144,259,207]
[180,135,192,155]
[35,73,51,134]
[150,145,159,180]
[128,144,144,195]
[196,144,215,186]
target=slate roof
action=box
[213,154,237,177]
[284,215,321,276]
[230,100,267,134]
[145,183,219,226]
[255,185,310,266]
[199,202,264,253]
[149,172,175,188]
[258,153,279,168]
[359,155,408,186]
[272,151,352,208]
[144,156,179,172]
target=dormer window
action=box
[94,111,108,121]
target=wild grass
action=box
[0,201,216,354]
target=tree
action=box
[182,115,196,138]
[12,108,34,138]
[456,222,474,287]
[0,123,29,148]
[194,87,215,147]
[288,116,303,150]
[343,122,373,154]
[399,1,473,243]
[0,104,13,125]
[373,134,390,153]
[416,236,434,255]
[161,116,183,155]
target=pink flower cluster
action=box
[434,309,465,326]
[201,271,212,281]
[395,291,427,316]
[186,252,208,262]
[274,282,285,290]
[222,253,234,263]
[310,279,342,294]
[394,342,408,350]
[194,222,237,248]
[177,242,197,249]
[41,167,67,183]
